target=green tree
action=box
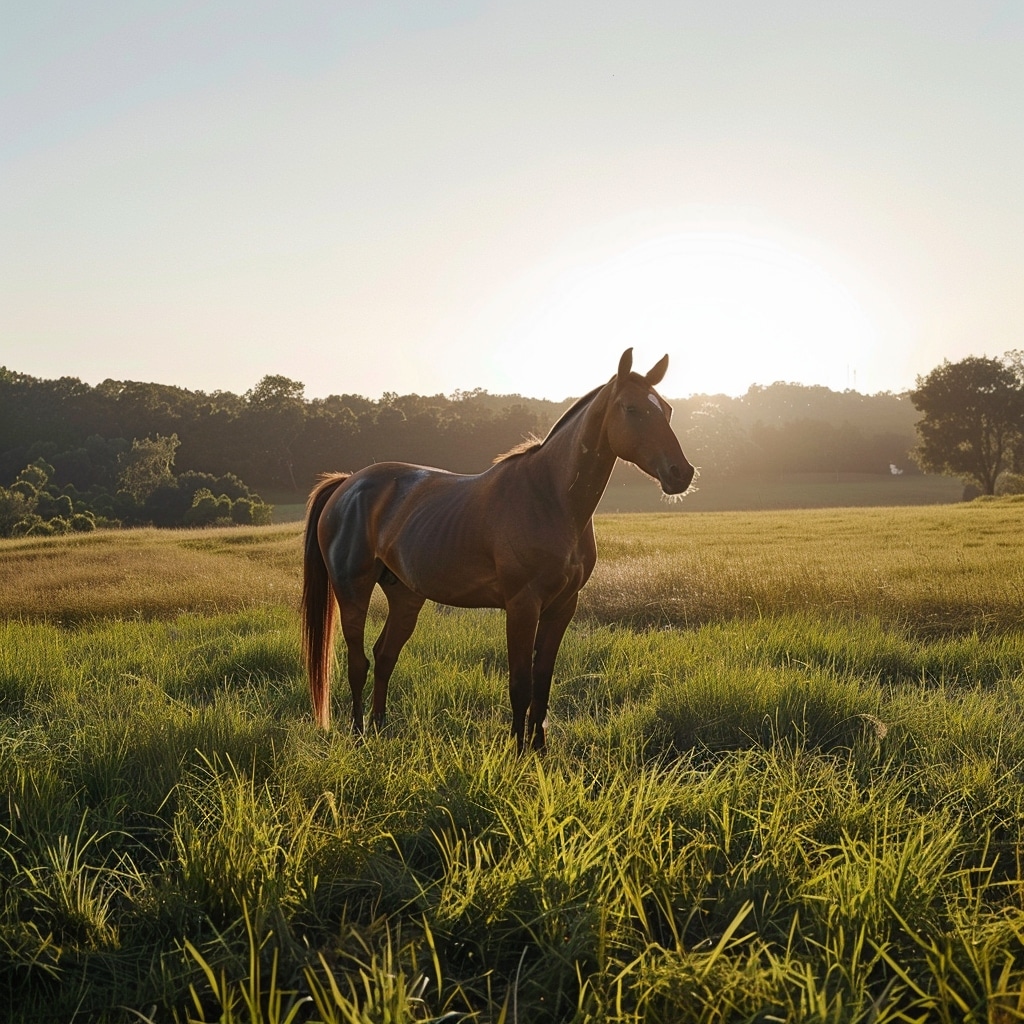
[910,354,1024,496]
[117,434,180,502]
[243,375,306,489]
[11,460,51,498]
[0,486,33,537]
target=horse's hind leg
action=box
[335,580,375,735]
[370,580,425,730]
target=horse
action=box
[301,348,695,752]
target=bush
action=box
[0,487,33,537]
[3,450,273,531]
[250,502,273,525]
[143,482,194,527]
[229,497,272,525]
[36,491,73,519]
[185,489,216,525]
[13,514,55,537]
[70,512,97,532]
[112,489,143,524]
[231,497,254,524]
[995,472,1024,496]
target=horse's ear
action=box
[645,354,669,386]
[617,348,634,384]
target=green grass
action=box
[2,501,1024,1021]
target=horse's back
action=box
[315,462,490,596]
[320,462,462,524]
[314,457,590,609]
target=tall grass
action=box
[1,501,1023,1021]
[587,500,1024,632]
[2,500,1023,630]
[0,526,302,623]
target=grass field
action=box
[2,499,1024,1022]
[270,473,964,523]
[596,471,964,514]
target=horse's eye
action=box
[624,404,640,416]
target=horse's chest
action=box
[535,535,594,592]
[565,543,595,586]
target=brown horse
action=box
[301,348,694,751]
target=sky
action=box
[2,1,1023,402]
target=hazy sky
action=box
[3,1,1023,401]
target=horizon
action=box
[1,356,923,406]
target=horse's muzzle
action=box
[659,461,695,495]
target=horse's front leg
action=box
[528,592,579,753]
[505,596,541,753]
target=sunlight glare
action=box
[490,232,881,399]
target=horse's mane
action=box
[493,383,606,463]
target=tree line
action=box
[2,350,1021,536]
[0,369,561,536]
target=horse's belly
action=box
[387,533,577,610]
[370,471,587,610]
[378,509,504,607]
[396,549,505,608]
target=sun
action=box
[487,230,882,399]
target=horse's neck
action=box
[536,384,617,526]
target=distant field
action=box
[272,501,307,522]
[4,499,1019,631]
[598,469,963,513]
[271,472,963,522]
[2,501,1023,1022]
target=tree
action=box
[0,486,33,537]
[117,434,180,502]
[910,354,1024,496]
[243,375,306,490]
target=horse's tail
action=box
[301,472,349,730]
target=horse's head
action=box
[605,348,695,496]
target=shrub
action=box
[36,492,74,520]
[231,497,254,524]
[70,512,97,533]
[13,514,55,537]
[3,450,272,531]
[250,502,273,525]
[0,487,33,537]
[229,497,274,525]
[995,471,1024,496]
[183,489,219,526]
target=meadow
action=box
[2,499,1024,1022]
[269,472,964,521]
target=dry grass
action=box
[586,501,1024,633]
[1,499,1023,635]
[0,524,303,623]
